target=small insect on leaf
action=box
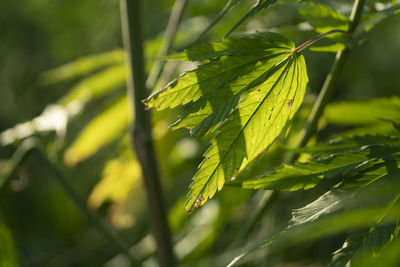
[286,98,294,109]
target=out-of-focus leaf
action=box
[0,222,19,267]
[297,2,349,33]
[59,64,126,106]
[88,151,141,210]
[243,133,400,191]
[0,104,72,146]
[228,169,400,266]
[64,97,129,166]
[309,42,346,52]
[324,97,400,125]
[40,49,124,84]
[355,4,400,42]
[353,231,400,267]
[145,32,308,212]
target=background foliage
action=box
[1,0,400,266]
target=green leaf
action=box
[353,235,400,267]
[0,222,19,267]
[324,97,400,126]
[228,169,400,266]
[88,150,141,209]
[64,97,129,166]
[355,4,400,43]
[144,32,308,212]
[296,2,349,33]
[40,49,124,84]
[59,64,126,106]
[309,42,346,53]
[243,135,400,191]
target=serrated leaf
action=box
[243,136,400,191]
[183,54,307,212]
[144,32,294,110]
[145,32,309,212]
[228,169,400,266]
[171,51,291,136]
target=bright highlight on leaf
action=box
[64,97,129,166]
[144,32,308,213]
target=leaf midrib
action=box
[189,56,295,210]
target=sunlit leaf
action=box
[59,64,126,106]
[40,49,124,84]
[297,2,349,33]
[228,169,400,266]
[64,97,129,166]
[88,151,141,209]
[309,42,346,52]
[243,133,400,191]
[145,32,308,212]
[324,97,400,125]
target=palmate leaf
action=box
[243,133,400,191]
[228,167,400,266]
[144,32,308,213]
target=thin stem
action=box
[224,0,276,38]
[293,0,365,152]
[292,29,348,54]
[0,138,35,188]
[239,0,366,243]
[33,149,140,266]
[120,0,176,266]
[190,0,242,45]
[146,0,188,90]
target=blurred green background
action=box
[0,0,399,266]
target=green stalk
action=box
[120,0,176,266]
[238,0,366,244]
[34,149,140,266]
[146,0,188,90]
[190,0,242,45]
[293,0,365,152]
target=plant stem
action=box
[0,138,35,189]
[146,0,188,90]
[224,0,276,38]
[120,0,176,266]
[191,0,242,45]
[293,0,365,153]
[292,29,347,54]
[33,149,140,266]
[239,0,366,243]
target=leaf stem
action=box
[33,148,140,266]
[191,0,242,45]
[292,29,348,54]
[293,0,365,151]
[145,0,188,90]
[120,0,176,266]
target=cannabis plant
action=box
[1,0,400,266]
